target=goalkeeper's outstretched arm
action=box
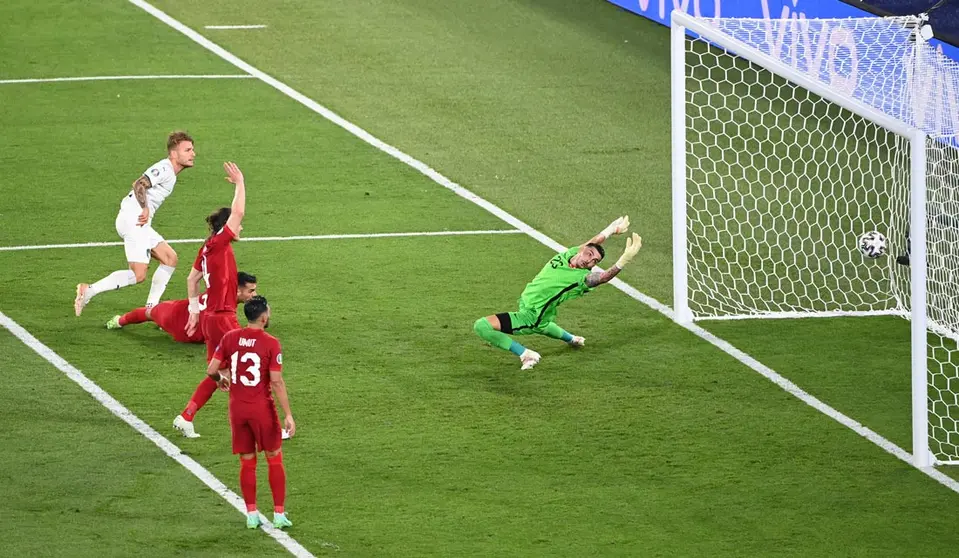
[585,233,642,288]
[587,216,630,245]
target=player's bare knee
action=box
[476,315,501,332]
[154,245,178,267]
[266,449,282,459]
[240,453,256,461]
[131,267,148,283]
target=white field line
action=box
[128,0,959,495]
[0,75,253,85]
[0,229,523,252]
[205,24,267,29]
[695,309,903,320]
[0,311,321,557]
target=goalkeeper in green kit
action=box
[473,216,641,370]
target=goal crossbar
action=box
[670,12,919,139]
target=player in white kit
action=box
[74,131,195,316]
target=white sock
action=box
[146,265,176,306]
[86,270,137,302]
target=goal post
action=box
[909,129,929,468]
[671,20,692,325]
[668,10,959,467]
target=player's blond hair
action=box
[167,130,193,152]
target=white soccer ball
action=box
[858,231,887,258]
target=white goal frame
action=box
[669,11,933,467]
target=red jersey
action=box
[214,327,283,408]
[193,224,238,314]
[151,298,205,343]
[151,292,213,343]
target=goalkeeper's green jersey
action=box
[518,246,593,319]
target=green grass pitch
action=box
[2,0,959,556]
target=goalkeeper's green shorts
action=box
[495,307,555,336]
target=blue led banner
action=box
[605,0,959,61]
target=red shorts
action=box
[202,311,240,362]
[151,300,203,344]
[230,403,282,454]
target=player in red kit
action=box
[206,295,295,529]
[173,161,247,439]
[105,272,259,342]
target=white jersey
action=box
[119,158,177,224]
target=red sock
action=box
[267,452,286,514]
[240,456,257,512]
[119,307,148,326]
[180,377,218,421]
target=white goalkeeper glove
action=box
[615,233,643,269]
[600,216,630,239]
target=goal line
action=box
[694,310,904,321]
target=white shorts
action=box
[115,213,164,264]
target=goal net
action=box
[670,11,959,465]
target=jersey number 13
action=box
[230,352,262,387]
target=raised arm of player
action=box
[185,266,204,337]
[587,215,630,246]
[584,232,642,288]
[224,162,246,234]
[270,369,295,438]
[132,175,152,226]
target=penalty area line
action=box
[0,310,321,557]
[0,75,254,85]
[205,24,268,29]
[0,229,525,252]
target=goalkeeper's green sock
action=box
[542,322,574,343]
[474,318,526,356]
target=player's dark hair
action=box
[586,242,605,260]
[237,271,257,287]
[167,130,193,151]
[244,295,270,323]
[206,207,231,236]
